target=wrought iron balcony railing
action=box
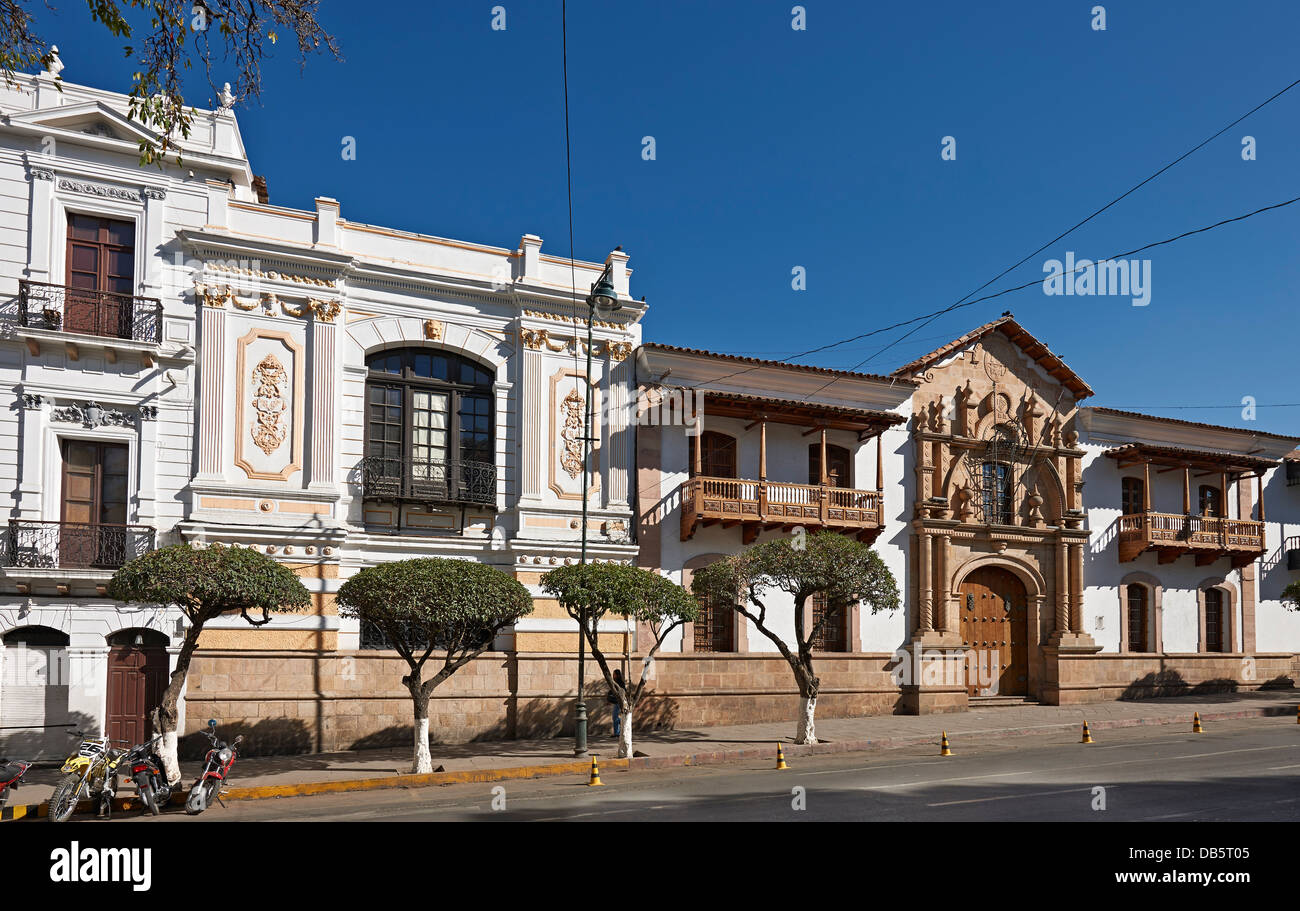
[18,280,162,344]
[360,456,497,508]
[1,520,156,570]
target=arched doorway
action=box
[106,629,169,746]
[958,567,1028,697]
[1,626,70,759]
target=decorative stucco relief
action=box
[234,329,304,482]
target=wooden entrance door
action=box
[958,567,1028,697]
[106,632,168,747]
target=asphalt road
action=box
[112,717,1299,822]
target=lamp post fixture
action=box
[574,260,620,757]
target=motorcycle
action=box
[0,757,32,809]
[185,720,242,815]
[124,734,171,816]
[49,731,125,822]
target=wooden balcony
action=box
[1117,511,1265,567]
[681,476,884,544]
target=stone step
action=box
[969,695,1040,708]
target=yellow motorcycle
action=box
[48,731,125,822]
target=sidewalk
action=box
[9,689,1297,812]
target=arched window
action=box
[809,444,852,488]
[363,347,495,506]
[1121,477,1145,515]
[1126,585,1149,652]
[810,591,848,652]
[693,431,737,479]
[1204,588,1225,652]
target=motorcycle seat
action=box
[0,762,26,782]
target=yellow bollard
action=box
[775,743,789,770]
[587,756,603,787]
[1192,712,1204,734]
[940,731,953,756]
[1080,720,1094,744]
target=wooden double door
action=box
[958,567,1028,697]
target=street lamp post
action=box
[574,261,620,757]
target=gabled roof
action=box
[1088,407,1300,444]
[4,100,160,146]
[639,343,916,386]
[891,313,1094,400]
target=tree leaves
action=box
[336,558,533,661]
[107,542,311,624]
[541,562,697,626]
[0,0,341,164]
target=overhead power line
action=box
[676,73,1300,394]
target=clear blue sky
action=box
[34,1,1300,433]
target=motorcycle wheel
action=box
[139,782,159,816]
[184,782,207,815]
[48,774,82,823]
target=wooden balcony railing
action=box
[680,476,883,544]
[1117,511,1265,567]
[18,280,162,344]
[0,520,156,570]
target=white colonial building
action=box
[0,61,643,757]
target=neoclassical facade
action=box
[0,65,643,757]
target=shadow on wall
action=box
[1120,670,1242,700]
[180,717,313,760]
[0,712,97,763]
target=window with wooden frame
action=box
[1121,477,1145,515]
[1198,485,1222,518]
[65,213,135,338]
[808,444,852,488]
[810,591,848,652]
[60,440,130,567]
[693,431,737,479]
[1204,588,1225,653]
[363,348,495,504]
[693,586,735,652]
[1126,584,1149,652]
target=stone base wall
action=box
[1045,652,1299,705]
[183,650,903,755]
[183,648,1299,756]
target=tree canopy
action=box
[336,558,532,662]
[542,561,697,627]
[108,541,311,623]
[1283,581,1300,611]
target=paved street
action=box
[99,715,1298,822]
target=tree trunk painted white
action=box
[795,695,817,745]
[156,729,181,785]
[617,707,633,759]
[412,717,432,774]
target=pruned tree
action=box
[692,531,900,744]
[335,558,532,773]
[542,562,696,758]
[1,0,340,163]
[1283,581,1300,610]
[108,542,311,782]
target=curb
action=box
[5,702,1294,818]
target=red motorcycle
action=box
[185,720,242,815]
[0,757,32,809]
